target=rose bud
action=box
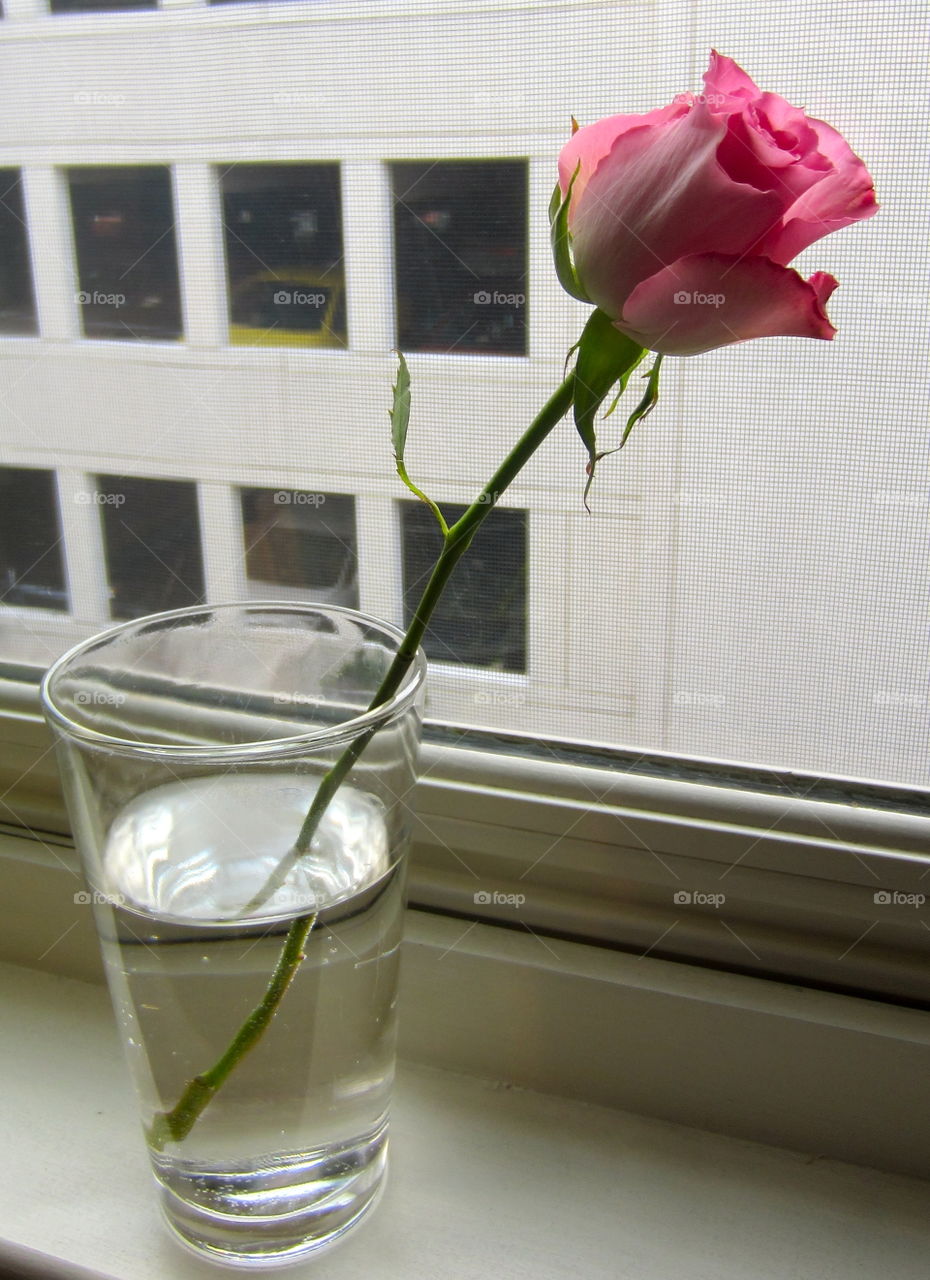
[557,51,878,356]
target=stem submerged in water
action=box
[148,373,575,1150]
[149,911,317,1149]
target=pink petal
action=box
[753,92,828,168]
[616,253,838,356]
[715,98,828,206]
[701,50,762,109]
[569,101,784,318]
[808,270,840,310]
[558,102,686,210]
[755,115,878,263]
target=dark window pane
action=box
[392,160,527,356]
[0,468,67,611]
[0,170,37,336]
[98,476,204,620]
[221,164,346,349]
[402,502,526,671]
[241,488,358,608]
[68,167,182,341]
[51,0,154,10]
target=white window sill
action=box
[1,952,929,1280]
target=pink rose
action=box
[557,51,877,356]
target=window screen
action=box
[0,468,67,611]
[68,166,182,342]
[52,0,153,11]
[222,164,346,350]
[401,502,527,671]
[0,2,925,788]
[392,160,527,356]
[241,488,358,607]
[0,171,37,336]
[98,476,204,620]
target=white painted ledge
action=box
[2,829,930,1178]
[0,960,928,1280]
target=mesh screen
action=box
[0,0,925,784]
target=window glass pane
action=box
[68,167,182,342]
[241,488,358,608]
[98,476,204,620]
[402,502,527,671]
[0,468,67,611]
[392,161,527,356]
[222,165,346,349]
[0,170,37,336]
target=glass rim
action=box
[39,600,426,761]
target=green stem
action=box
[148,371,575,1150]
[148,912,316,1148]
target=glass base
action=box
[155,1121,389,1269]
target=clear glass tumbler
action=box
[40,602,426,1268]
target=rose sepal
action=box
[549,165,591,304]
[571,307,647,503]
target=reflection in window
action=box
[0,468,67,611]
[221,165,346,349]
[241,489,358,608]
[98,476,204,619]
[402,501,527,670]
[0,170,37,336]
[68,167,182,342]
[392,160,527,356]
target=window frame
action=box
[3,674,930,1184]
[2,671,928,1007]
